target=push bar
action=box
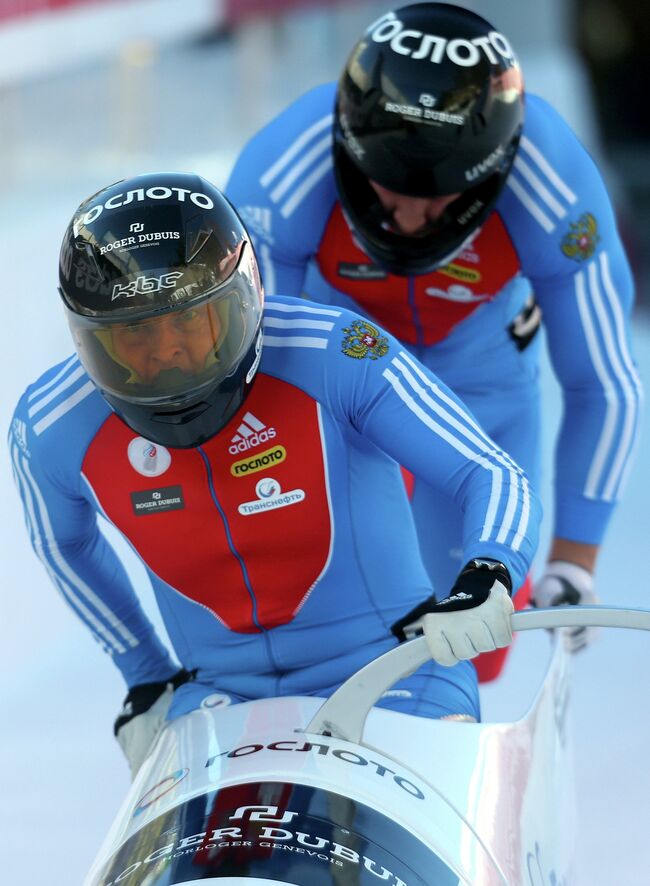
[306,605,650,743]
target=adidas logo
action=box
[229,412,277,455]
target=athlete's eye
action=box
[176,309,200,325]
[110,322,153,348]
[173,306,213,332]
[121,323,149,339]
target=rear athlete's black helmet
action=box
[59,172,264,448]
[333,2,525,275]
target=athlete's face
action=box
[369,181,462,236]
[111,304,221,384]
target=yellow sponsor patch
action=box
[437,263,482,283]
[230,445,287,477]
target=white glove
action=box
[533,560,599,653]
[114,669,193,778]
[392,559,515,667]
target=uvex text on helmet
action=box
[333,2,525,275]
[59,172,264,448]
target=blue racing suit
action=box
[9,297,540,721]
[226,85,643,591]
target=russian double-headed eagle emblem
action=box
[561,212,599,261]
[341,320,389,360]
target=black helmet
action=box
[333,2,525,275]
[59,172,264,448]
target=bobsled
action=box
[84,606,650,886]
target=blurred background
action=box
[0,1,647,884]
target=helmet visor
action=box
[68,241,263,407]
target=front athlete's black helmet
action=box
[333,2,525,275]
[59,172,264,448]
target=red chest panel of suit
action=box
[316,203,521,346]
[82,375,333,632]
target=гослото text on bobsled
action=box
[83,605,650,886]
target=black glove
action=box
[391,559,514,666]
[114,668,195,777]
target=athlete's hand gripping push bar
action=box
[308,604,650,743]
[391,558,514,667]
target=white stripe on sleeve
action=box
[13,445,139,648]
[27,355,78,403]
[10,444,130,654]
[280,156,333,218]
[506,175,555,233]
[33,380,95,435]
[519,135,578,204]
[575,268,620,500]
[263,317,335,331]
[270,134,331,203]
[386,353,531,549]
[513,155,568,219]
[577,254,644,500]
[599,252,644,497]
[265,301,341,317]
[262,334,328,349]
[260,114,333,188]
[383,366,504,543]
[28,364,85,417]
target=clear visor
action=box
[68,242,263,407]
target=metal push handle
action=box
[306,606,650,743]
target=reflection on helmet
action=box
[334,2,525,275]
[60,172,264,447]
[102,303,223,384]
[75,281,242,401]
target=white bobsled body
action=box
[84,631,573,886]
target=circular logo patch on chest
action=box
[127,436,172,477]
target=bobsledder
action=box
[84,606,650,886]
